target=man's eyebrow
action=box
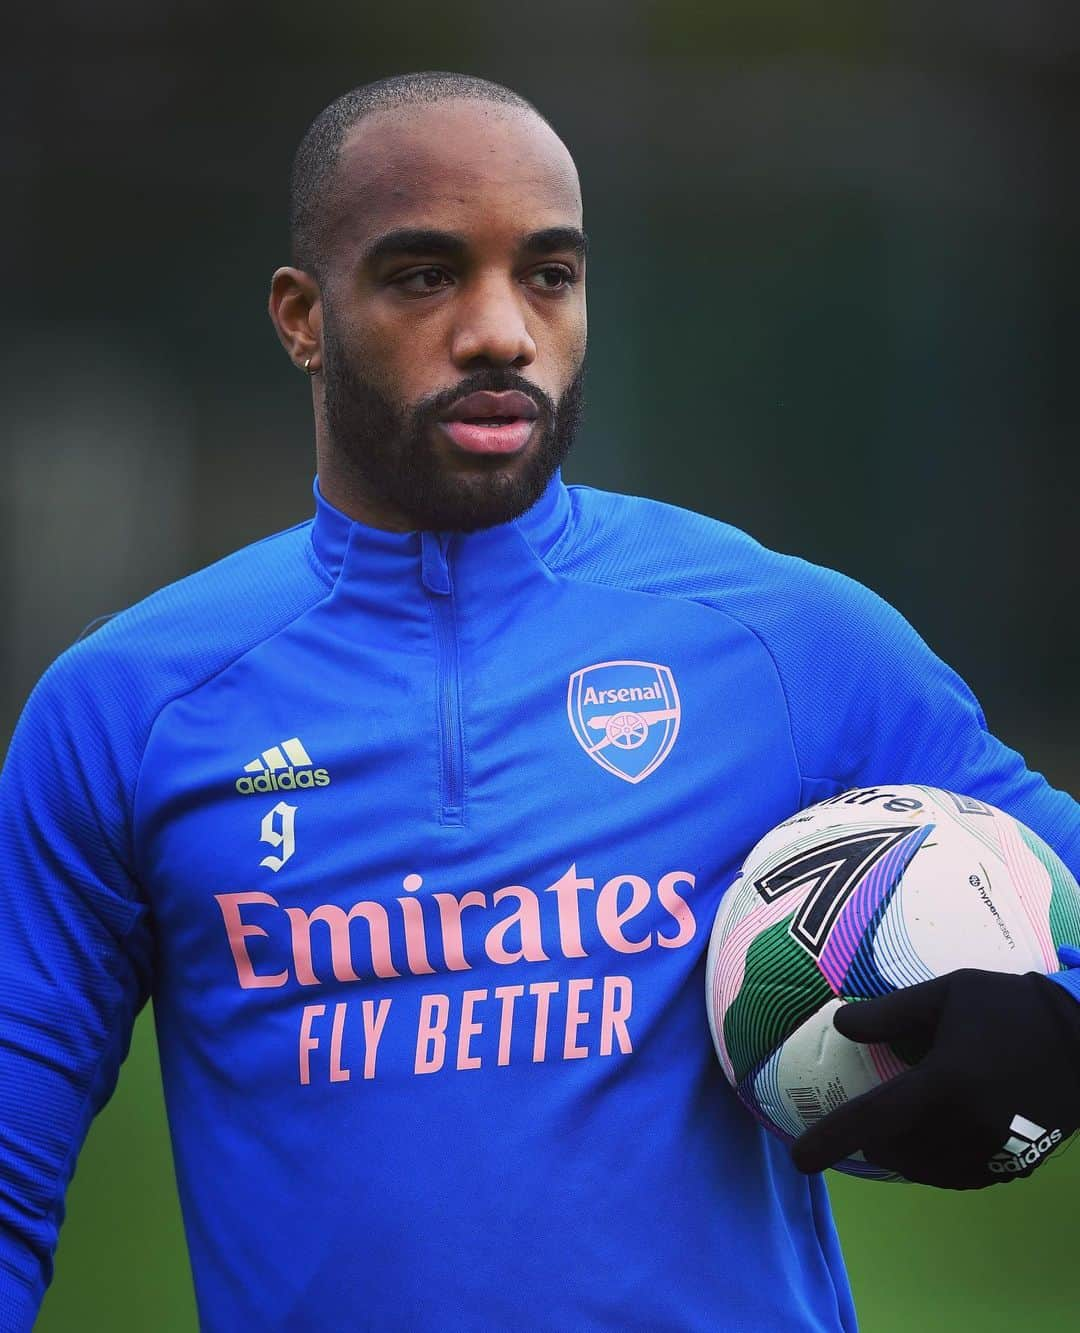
[361,229,468,266]
[361,225,589,267]
[521,227,588,261]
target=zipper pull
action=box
[420,530,452,595]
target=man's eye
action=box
[530,266,575,292]
[394,267,452,294]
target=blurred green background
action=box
[4,1,1078,1329]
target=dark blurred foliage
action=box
[3,1,1077,762]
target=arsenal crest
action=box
[567,661,681,784]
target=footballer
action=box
[0,72,1077,1331]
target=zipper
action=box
[421,531,465,825]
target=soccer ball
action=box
[705,785,1080,1180]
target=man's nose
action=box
[450,276,538,369]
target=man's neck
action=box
[313,452,419,533]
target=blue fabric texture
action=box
[0,473,1077,1332]
[1049,969,1080,1004]
[1049,946,1080,1003]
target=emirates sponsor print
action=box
[216,864,699,1087]
[567,660,681,783]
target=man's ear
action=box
[269,267,323,373]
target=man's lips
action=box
[439,390,539,422]
[436,389,540,455]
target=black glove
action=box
[790,968,1080,1188]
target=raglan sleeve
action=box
[0,648,154,1330]
[757,561,1080,992]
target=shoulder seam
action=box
[250,520,334,588]
[545,561,834,791]
[128,580,333,875]
[302,528,335,587]
[686,590,839,789]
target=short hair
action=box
[289,72,549,280]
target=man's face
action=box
[315,99,587,532]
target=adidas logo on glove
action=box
[234,737,331,795]
[987,1113,1062,1174]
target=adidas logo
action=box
[235,737,331,795]
[987,1113,1062,1174]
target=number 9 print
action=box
[260,800,298,872]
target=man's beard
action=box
[322,325,585,533]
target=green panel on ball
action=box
[1019,825,1080,954]
[722,912,835,1084]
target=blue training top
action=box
[0,472,1077,1331]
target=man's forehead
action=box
[331,99,582,241]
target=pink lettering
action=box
[457,989,487,1070]
[564,978,593,1059]
[433,891,487,971]
[298,1003,325,1084]
[600,976,633,1055]
[361,998,392,1080]
[285,901,400,985]
[530,980,559,1062]
[415,993,450,1073]
[597,875,652,953]
[330,1002,350,1083]
[215,891,288,989]
[656,872,696,948]
[397,896,436,975]
[485,886,550,965]
[494,984,524,1065]
[544,864,593,958]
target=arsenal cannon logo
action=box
[567,660,681,784]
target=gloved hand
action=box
[790,964,1080,1188]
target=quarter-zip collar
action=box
[309,469,572,589]
[308,470,572,830]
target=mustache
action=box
[412,371,557,425]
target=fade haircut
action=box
[289,72,549,281]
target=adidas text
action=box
[988,1114,1062,1174]
[236,768,331,795]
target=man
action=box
[0,71,1077,1332]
